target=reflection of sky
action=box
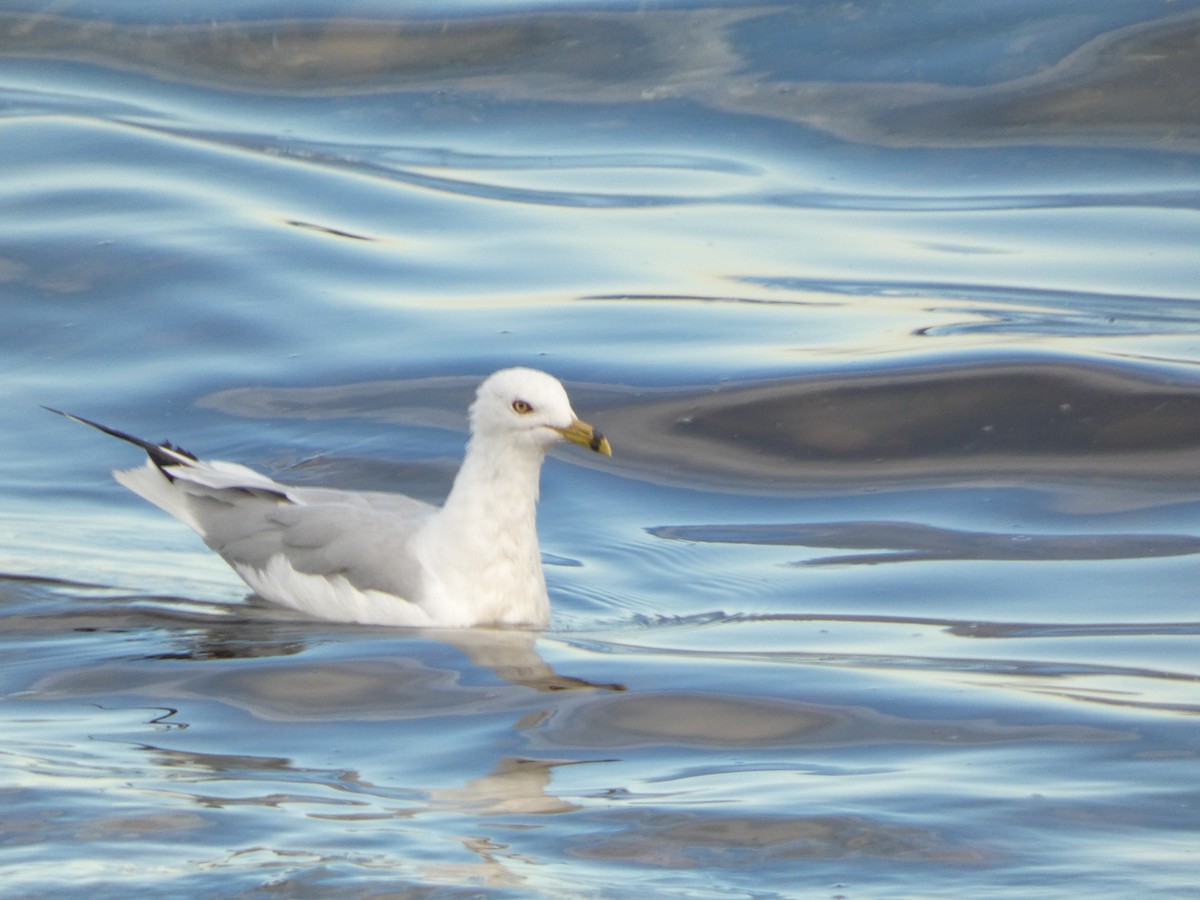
[4,5,1198,341]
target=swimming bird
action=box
[49,368,612,628]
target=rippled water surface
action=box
[3,2,1199,897]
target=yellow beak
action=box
[554,417,612,456]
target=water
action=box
[3,1,1199,896]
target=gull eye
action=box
[512,399,534,415]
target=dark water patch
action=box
[952,619,1200,640]
[598,354,1200,490]
[0,9,716,95]
[541,690,1131,751]
[570,809,983,866]
[284,219,374,241]
[725,7,1200,151]
[0,13,571,91]
[894,10,1200,146]
[5,6,1197,155]
[31,655,495,722]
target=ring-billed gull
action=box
[49,368,612,628]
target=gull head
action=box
[470,368,612,457]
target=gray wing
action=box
[52,409,440,604]
[187,484,437,600]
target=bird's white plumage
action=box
[67,368,611,628]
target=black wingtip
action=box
[46,406,198,474]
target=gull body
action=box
[52,368,611,628]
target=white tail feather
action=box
[113,461,205,535]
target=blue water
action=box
[3,2,1199,896]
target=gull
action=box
[49,368,612,628]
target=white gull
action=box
[50,367,612,628]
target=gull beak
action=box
[554,417,612,456]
